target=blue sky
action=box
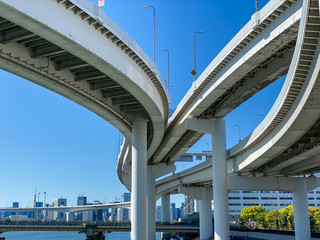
[0,0,283,207]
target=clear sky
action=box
[0,0,284,207]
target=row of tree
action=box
[239,205,320,232]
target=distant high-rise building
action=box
[183,196,196,215]
[117,208,123,222]
[77,195,87,206]
[76,195,87,221]
[122,193,131,221]
[170,203,177,222]
[180,203,185,218]
[46,204,54,221]
[34,202,43,220]
[156,206,162,222]
[93,201,103,221]
[53,198,67,221]
[54,198,67,207]
[109,201,120,222]
[122,193,131,202]
[35,202,43,207]
[12,202,19,208]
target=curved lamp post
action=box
[193,31,203,81]
[144,5,156,63]
[233,125,241,143]
[160,49,170,95]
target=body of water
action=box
[1,231,162,240]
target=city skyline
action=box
[0,0,276,207]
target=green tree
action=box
[278,205,294,230]
[256,211,267,227]
[240,206,266,228]
[265,210,279,229]
[309,206,320,232]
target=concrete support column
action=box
[293,179,311,240]
[194,199,199,213]
[185,118,229,239]
[147,166,156,240]
[199,188,213,240]
[212,119,229,240]
[161,194,171,240]
[161,194,170,223]
[131,114,147,240]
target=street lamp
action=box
[37,192,40,203]
[256,114,264,126]
[233,125,241,143]
[160,49,170,95]
[256,0,259,12]
[144,5,156,63]
[193,31,203,81]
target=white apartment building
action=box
[228,188,320,220]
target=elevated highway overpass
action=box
[149,0,301,166]
[118,0,305,193]
[2,0,320,239]
[0,0,168,239]
[152,0,320,239]
[155,0,320,190]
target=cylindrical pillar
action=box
[131,115,147,240]
[161,194,171,240]
[199,188,213,240]
[212,119,229,240]
[293,179,311,240]
[147,166,156,240]
[161,194,170,223]
[194,199,200,213]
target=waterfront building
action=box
[53,198,67,221]
[109,201,119,222]
[180,203,185,219]
[82,210,93,222]
[9,215,28,221]
[228,188,320,220]
[103,209,110,221]
[12,202,19,208]
[77,195,87,206]
[122,193,131,202]
[122,192,131,222]
[93,201,103,221]
[170,203,177,222]
[156,206,161,222]
[117,208,123,222]
[76,195,87,221]
[46,204,54,221]
[183,196,197,216]
[34,202,43,220]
